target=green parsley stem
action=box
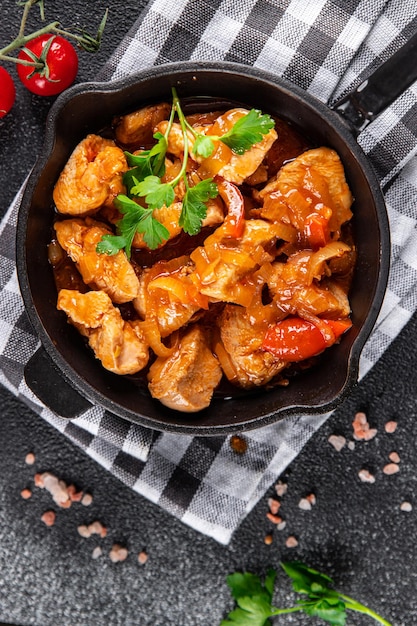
[339,595,393,626]
[271,606,303,616]
[171,87,192,188]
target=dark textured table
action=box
[1,2,416,625]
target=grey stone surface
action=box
[1,2,416,624]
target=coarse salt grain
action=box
[328,435,346,451]
[275,481,288,497]
[285,536,298,548]
[389,452,400,464]
[77,521,107,538]
[352,411,377,441]
[400,502,412,512]
[138,551,148,564]
[277,521,287,531]
[20,488,32,500]
[268,498,281,515]
[358,469,376,484]
[347,441,355,451]
[298,498,312,511]
[25,452,35,465]
[81,493,93,506]
[92,546,103,559]
[385,420,398,434]
[41,510,56,527]
[77,525,91,538]
[383,463,400,475]
[109,544,128,563]
[266,512,283,524]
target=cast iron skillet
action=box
[16,35,417,434]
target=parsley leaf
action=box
[220,562,393,626]
[192,134,216,158]
[96,194,169,257]
[97,90,276,257]
[179,178,218,235]
[220,109,275,155]
[220,571,277,626]
[132,175,176,211]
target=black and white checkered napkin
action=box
[1,0,417,544]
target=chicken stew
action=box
[48,95,356,413]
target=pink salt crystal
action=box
[298,498,312,511]
[77,525,91,538]
[34,473,44,487]
[285,536,298,548]
[81,493,93,506]
[41,510,56,527]
[389,452,400,464]
[400,502,412,512]
[41,473,72,508]
[25,452,35,465]
[92,546,103,559]
[358,469,376,484]
[138,551,148,565]
[385,420,398,434]
[383,463,400,475]
[275,481,288,497]
[89,521,107,538]
[352,411,377,441]
[67,485,83,502]
[20,488,32,500]
[328,435,346,451]
[306,493,316,505]
[268,498,281,515]
[266,512,283,524]
[109,544,128,563]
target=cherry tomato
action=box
[262,316,352,362]
[0,66,16,118]
[17,34,78,96]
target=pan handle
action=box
[24,346,93,419]
[332,31,417,134]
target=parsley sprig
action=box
[220,562,392,626]
[96,89,275,256]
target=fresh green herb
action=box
[97,88,275,256]
[220,562,392,626]
[179,178,219,235]
[186,106,275,158]
[96,194,170,258]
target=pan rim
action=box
[16,60,391,434]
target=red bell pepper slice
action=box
[304,209,331,248]
[215,176,245,239]
[262,316,352,362]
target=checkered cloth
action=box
[1,0,417,544]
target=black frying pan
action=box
[16,34,417,434]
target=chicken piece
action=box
[156,121,198,159]
[266,253,351,319]
[259,147,353,237]
[214,109,278,185]
[134,259,203,337]
[147,324,222,412]
[113,102,172,146]
[217,304,286,388]
[190,219,283,304]
[54,218,139,303]
[158,108,277,185]
[53,134,127,216]
[57,289,149,375]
